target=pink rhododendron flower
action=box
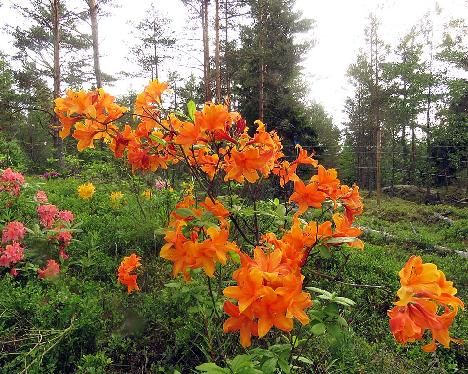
[0,168,25,197]
[35,190,48,203]
[37,204,59,228]
[57,230,72,248]
[0,242,24,267]
[57,210,74,223]
[38,259,60,279]
[2,221,26,243]
[154,178,170,190]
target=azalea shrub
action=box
[0,168,80,279]
[53,81,464,368]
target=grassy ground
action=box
[0,179,466,373]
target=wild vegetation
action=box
[0,0,466,373]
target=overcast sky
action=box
[0,0,466,127]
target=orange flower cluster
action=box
[388,256,464,352]
[223,244,312,347]
[117,253,141,294]
[55,81,368,346]
[55,89,127,151]
[160,196,239,281]
[54,82,308,184]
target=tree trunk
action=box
[258,0,264,121]
[202,0,211,102]
[224,0,230,109]
[87,0,102,88]
[214,0,221,103]
[153,20,159,80]
[52,0,63,169]
[374,35,381,205]
[411,123,416,184]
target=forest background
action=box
[0,0,466,198]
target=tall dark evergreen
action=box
[230,0,322,151]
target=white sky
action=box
[0,0,467,127]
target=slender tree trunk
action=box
[411,122,416,184]
[87,0,102,88]
[258,0,264,121]
[374,34,381,205]
[426,86,432,196]
[391,126,395,191]
[52,0,63,169]
[153,21,159,80]
[214,0,221,103]
[224,0,230,108]
[202,0,211,102]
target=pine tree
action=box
[129,4,176,81]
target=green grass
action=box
[1,180,467,373]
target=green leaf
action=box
[324,303,339,316]
[311,323,326,335]
[336,316,348,327]
[229,250,241,264]
[273,198,280,206]
[325,236,357,244]
[230,354,254,370]
[175,208,193,218]
[294,356,313,365]
[187,100,196,121]
[149,133,167,146]
[261,357,278,374]
[318,245,332,259]
[165,282,181,288]
[334,296,356,306]
[306,287,332,297]
[277,357,291,374]
[195,362,229,374]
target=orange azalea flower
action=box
[117,253,141,294]
[311,165,340,199]
[192,148,220,180]
[388,256,464,351]
[134,80,168,116]
[195,102,230,133]
[223,301,258,348]
[339,184,364,218]
[330,213,364,249]
[126,145,168,172]
[38,259,60,279]
[55,88,127,149]
[294,145,318,167]
[273,160,300,187]
[110,125,134,158]
[199,196,230,226]
[160,196,238,281]
[224,267,266,313]
[72,120,103,151]
[254,287,294,337]
[224,147,268,183]
[224,243,313,345]
[289,180,327,216]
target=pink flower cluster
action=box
[0,168,25,197]
[37,204,74,229]
[36,196,75,259]
[154,178,170,190]
[0,242,24,268]
[0,188,75,279]
[2,221,26,243]
[38,259,60,279]
[35,190,48,203]
[1,222,26,270]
